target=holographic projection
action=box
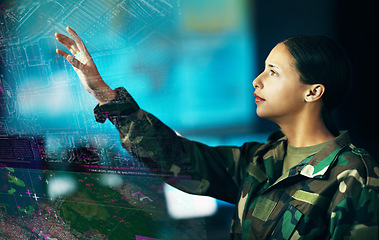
[0,0,253,239]
[0,167,188,239]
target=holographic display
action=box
[0,0,253,238]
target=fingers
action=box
[56,48,69,59]
[55,27,90,71]
[56,49,84,70]
[55,32,79,55]
[55,27,87,55]
[66,26,87,52]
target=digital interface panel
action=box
[0,0,253,238]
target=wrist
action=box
[93,87,117,105]
[93,87,140,124]
[87,80,116,105]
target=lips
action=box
[254,93,266,103]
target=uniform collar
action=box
[260,131,352,184]
[298,131,352,179]
[258,131,287,184]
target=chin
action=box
[256,109,280,123]
[256,108,269,119]
[256,110,270,120]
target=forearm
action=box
[115,108,241,201]
[94,88,181,172]
[94,88,254,203]
[88,79,117,105]
[55,26,116,106]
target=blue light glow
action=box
[2,0,256,139]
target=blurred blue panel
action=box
[1,0,256,138]
[0,1,256,239]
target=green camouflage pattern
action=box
[94,87,379,239]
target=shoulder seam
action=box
[347,144,379,189]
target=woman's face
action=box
[252,43,309,124]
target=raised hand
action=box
[55,26,116,105]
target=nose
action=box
[252,73,263,89]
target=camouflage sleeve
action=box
[329,186,379,239]
[94,87,261,204]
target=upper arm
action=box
[176,139,262,203]
[329,187,379,239]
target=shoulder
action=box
[267,130,286,142]
[234,130,285,158]
[328,146,379,238]
[326,144,378,211]
[336,145,379,191]
[243,130,287,166]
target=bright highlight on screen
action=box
[48,175,77,200]
[163,183,217,219]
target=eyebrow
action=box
[268,63,280,69]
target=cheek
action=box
[256,82,305,117]
[275,89,300,104]
[269,79,304,103]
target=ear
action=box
[304,84,325,103]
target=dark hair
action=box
[282,35,353,135]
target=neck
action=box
[277,111,335,148]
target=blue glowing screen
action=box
[0,0,255,238]
[1,0,255,137]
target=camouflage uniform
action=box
[94,88,379,239]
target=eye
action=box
[269,70,278,76]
